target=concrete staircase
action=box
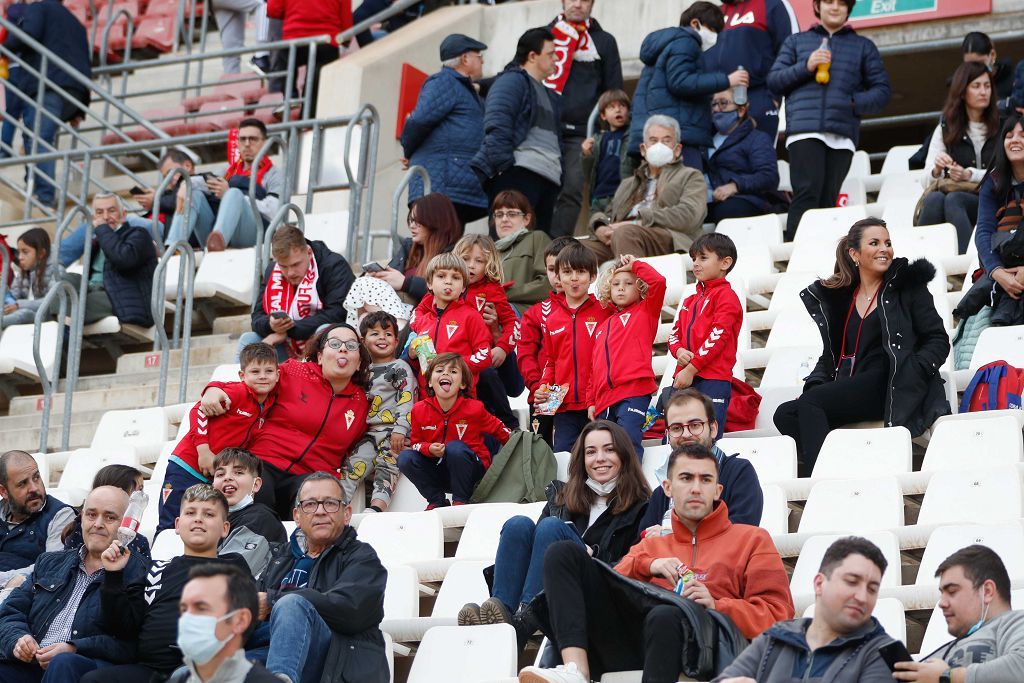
[1,314,250,452]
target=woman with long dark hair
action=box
[458,421,650,649]
[917,61,1001,252]
[368,192,464,305]
[201,323,372,518]
[774,218,950,476]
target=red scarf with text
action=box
[545,16,598,94]
[225,127,273,186]
[262,251,322,358]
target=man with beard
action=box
[638,388,763,530]
[0,451,75,595]
[0,486,145,681]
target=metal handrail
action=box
[262,203,307,276]
[389,166,431,256]
[249,134,286,298]
[335,0,425,44]
[151,241,196,406]
[151,167,195,257]
[34,280,80,453]
[346,103,381,264]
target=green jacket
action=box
[499,229,552,315]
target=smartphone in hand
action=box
[270,311,291,321]
[878,641,913,672]
[362,262,384,273]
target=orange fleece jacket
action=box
[614,501,794,639]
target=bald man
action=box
[0,450,75,591]
[0,486,147,682]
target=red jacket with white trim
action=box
[415,280,520,355]
[518,297,553,397]
[409,297,493,380]
[668,277,743,382]
[226,360,369,475]
[173,382,278,473]
[588,261,667,414]
[408,395,512,469]
[540,293,612,412]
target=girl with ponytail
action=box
[773,218,951,476]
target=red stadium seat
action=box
[135,14,175,53]
[187,98,246,133]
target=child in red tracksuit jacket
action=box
[518,236,578,446]
[538,241,610,453]
[588,255,666,455]
[666,234,742,438]
[408,253,493,397]
[157,342,279,534]
[397,353,513,508]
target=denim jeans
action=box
[397,440,485,505]
[598,395,650,458]
[166,190,215,247]
[22,90,64,204]
[0,654,112,682]
[0,83,26,157]
[237,330,290,363]
[248,593,333,683]
[213,187,260,247]
[491,515,583,611]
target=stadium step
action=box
[115,335,239,373]
[8,378,211,416]
[2,420,106,452]
[211,314,252,336]
[58,362,226,393]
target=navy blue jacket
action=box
[470,65,563,183]
[708,118,780,212]
[639,447,764,529]
[0,549,147,662]
[975,174,1024,275]
[401,67,488,209]
[704,0,798,94]
[767,24,890,146]
[0,496,70,572]
[630,27,729,154]
[3,0,91,99]
[90,222,158,327]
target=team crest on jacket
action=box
[344,409,355,429]
[162,482,173,504]
[475,294,487,311]
[446,321,459,339]
[455,420,468,440]
[619,312,631,327]
[585,318,597,336]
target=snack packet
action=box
[534,384,568,416]
[410,334,437,374]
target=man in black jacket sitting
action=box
[253,472,388,683]
[0,486,145,682]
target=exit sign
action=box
[793,0,990,29]
[850,0,936,20]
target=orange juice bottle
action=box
[815,37,830,85]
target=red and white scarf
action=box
[225,127,273,186]
[262,251,321,358]
[545,15,598,94]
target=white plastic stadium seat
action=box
[151,528,185,561]
[794,205,868,248]
[208,363,242,383]
[389,474,430,512]
[917,465,1023,526]
[192,248,257,306]
[916,523,1024,587]
[787,239,843,279]
[759,484,789,535]
[838,176,867,207]
[641,444,673,490]
[90,407,171,465]
[715,214,783,247]
[455,503,545,561]
[777,159,791,193]
[969,325,1024,370]
[638,253,686,309]
[876,173,925,208]
[303,211,349,256]
[431,561,491,618]
[0,321,60,380]
[406,625,518,683]
[765,307,823,352]
[802,597,906,642]
[790,531,901,600]
[880,145,921,176]
[357,511,444,565]
[811,427,912,479]
[921,415,1024,471]
[799,477,904,534]
[759,346,822,389]
[554,452,571,481]
[889,224,958,263]
[717,435,798,483]
[754,385,801,433]
[383,564,420,620]
[846,150,872,181]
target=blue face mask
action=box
[177,610,238,665]
[712,111,739,135]
[966,596,990,636]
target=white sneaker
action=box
[518,662,590,683]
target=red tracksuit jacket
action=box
[234,360,369,475]
[588,261,667,415]
[409,297,493,380]
[518,297,553,397]
[668,277,743,382]
[540,293,612,413]
[409,395,512,469]
[173,382,278,475]
[415,280,520,355]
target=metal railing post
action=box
[33,280,79,453]
[151,167,195,257]
[249,134,284,298]
[152,241,195,406]
[262,203,306,275]
[0,245,8,333]
[390,166,430,256]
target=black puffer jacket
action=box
[799,257,951,436]
[91,222,158,327]
[540,480,647,565]
[261,526,388,683]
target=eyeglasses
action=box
[297,498,344,515]
[666,420,708,438]
[493,210,525,220]
[710,100,737,112]
[325,339,360,352]
[407,216,426,227]
[237,135,264,144]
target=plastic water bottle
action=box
[657,506,673,537]
[815,37,831,85]
[733,65,748,106]
[117,490,149,548]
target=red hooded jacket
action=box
[518,297,553,397]
[408,395,512,468]
[588,261,666,415]
[540,293,611,412]
[266,0,351,46]
[668,277,743,382]
[415,279,520,355]
[237,360,369,476]
[173,382,278,475]
[409,297,493,382]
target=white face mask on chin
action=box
[644,142,676,169]
[586,477,618,496]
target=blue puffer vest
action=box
[0,495,70,571]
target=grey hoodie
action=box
[929,609,1024,683]
[712,616,896,683]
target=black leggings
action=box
[542,541,687,683]
[785,138,854,241]
[773,369,886,477]
[254,461,311,520]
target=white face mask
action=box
[586,477,618,496]
[227,484,257,513]
[177,610,237,665]
[644,142,676,169]
[696,24,718,51]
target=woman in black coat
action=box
[774,218,951,476]
[458,421,650,647]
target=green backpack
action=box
[470,431,556,504]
